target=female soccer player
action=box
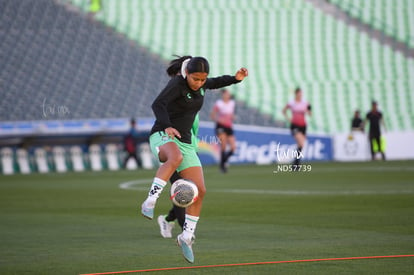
[210,89,236,173]
[141,56,248,263]
[158,113,200,238]
[282,87,311,166]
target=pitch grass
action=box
[1,161,414,274]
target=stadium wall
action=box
[2,119,413,175]
[197,122,333,165]
[334,131,414,161]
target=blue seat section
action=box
[0,0,170,121]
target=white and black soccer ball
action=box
[170,179,199,208]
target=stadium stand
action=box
[0,0,169,121]
[1,0,413,135]
[330,0,414,48]
[0,0,275,127]
[67,0,414,134]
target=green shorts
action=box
[149,131,201,172]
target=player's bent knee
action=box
[197,184,206,198]
[166,152,183,168]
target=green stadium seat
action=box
[332,0,414,47]
[63,0,414,133]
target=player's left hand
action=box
[235,68,248,81]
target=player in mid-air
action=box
[157,58,200,238]
[282,87,311,166]
[140,55,248,263]
[158,113,200,238]
[210,89,237,173]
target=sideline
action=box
[80,254,414,274]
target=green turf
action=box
[1,161,414,274]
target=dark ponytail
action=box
[166,55,192,77]
[166,55,210,77]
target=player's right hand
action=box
[165,127,181,139]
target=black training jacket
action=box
[151,75,240,144]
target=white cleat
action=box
[157,215,174,238]
[177,233,195,263]
[141,201,154,220]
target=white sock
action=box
[182,214,199,240]
[145,177,167,206]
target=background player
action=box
[282,87,311,166]
[365,100,386,160]
[351,110,364,132]
[122,118,143,169]
[210,89,236,173]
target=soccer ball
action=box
[170,179,199,208]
